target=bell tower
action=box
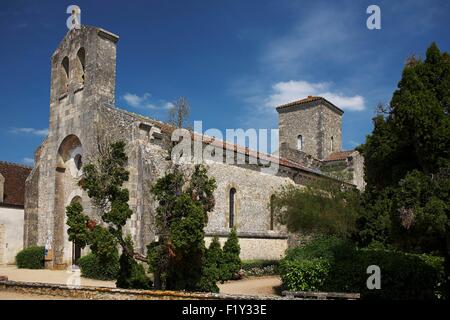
[49,26,119,111]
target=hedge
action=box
[16,246,45,269]
[279,236,445,300]
[241,260,280,276]
[78,252,119,281]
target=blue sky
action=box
[1,0,449,165]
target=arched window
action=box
[269,194,275,231]
[229,188,236,228]
[74,154,82,171]
[297,135,303,151]
[60,56,69,95]
[331,136,334,152]
[75,48,85,86]
[57,134,83,178]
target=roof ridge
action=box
[102,104,353,183]
[276,96,344,114]
[0,161,33,170]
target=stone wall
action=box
[319,105,342,160]
[25,26,120,268]
[205,235,288,261]
[0,224,4,265]
[0,207,24,264]
[348,151,365,191]
[0,173,4,203]
[205,162,293,235]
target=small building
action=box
[0,161,31,265]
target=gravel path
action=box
[218,276,282,296]
[0,265,115,288]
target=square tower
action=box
[277,96,343,161]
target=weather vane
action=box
[66,5,81,30]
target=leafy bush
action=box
[221,228,241,281]
[279,236,445,299]
[241,260,280,276]
[284,236,354,262]
[16,246,45,269]
[78,252,119,281]
[280,258,330,291]
[198,237,223,292]
[326,249,445,300]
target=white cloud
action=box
[22,157,34,166]
[122,92,174,110]
[264,80,365,111]
[11,127,48,136]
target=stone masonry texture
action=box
[24,25,364,268]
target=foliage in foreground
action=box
[279,236,445,300]
[16,246,45,269]
[78,251,119,281]
[148,165,217,291]
[357,42,450,294]
[65,140,152,289]
[221,228,241,281]
[272,179,360,239]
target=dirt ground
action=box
[0,266,282,299]
[0,265,116,288]
[218,276,282,296]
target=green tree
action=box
[66,140,151,289]
[272,179,361,239]
[148,164,217,291]
[198,236,223,292]
[358,43,450,296]
[221,228,241,281]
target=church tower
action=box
[25,26,121,268]
[49,26,119,115]
[277,96,343,163]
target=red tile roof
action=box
[276,96,344,114]
[324,150,355,162]
[0,161,32,207]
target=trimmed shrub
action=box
[78,252,119,281]
[221,228,241,281]
[283,235,354,262]
[279,236,445,299]
[116,252,152,290]
[326,249,445,300]
[16,246,45,269]
[198,237,223,292]
[241,260,280,276]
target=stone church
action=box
[24,25,364,269]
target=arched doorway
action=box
[53,135,83,267]
[69,196,82,266]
